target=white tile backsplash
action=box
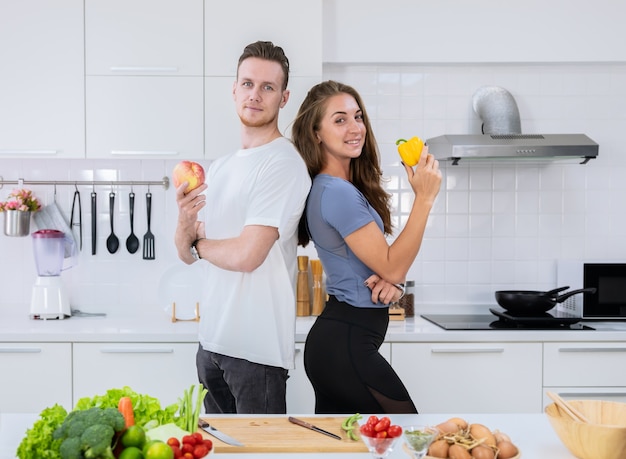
[2,62,626,313]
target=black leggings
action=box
[303,295,417,414]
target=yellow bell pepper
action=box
[396,136,424,166]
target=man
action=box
[174,41,311,414]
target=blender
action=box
[30,229,75,319]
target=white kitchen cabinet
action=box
[543,342,626,407]
[286,342,391,414]
[391,342,543,414]
[85,0,203,76]
[73,342,199,407]
[86,76,204,159]
[0,343,72,413]
[0,0,84,159]
[204,0,322,77]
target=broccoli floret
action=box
[58,437,82,459]
[81,425,115,459]
[54,407,125,459]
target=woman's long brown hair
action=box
[292,80,391,246]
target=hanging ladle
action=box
[125,191,140,254]
[106,191,119,254]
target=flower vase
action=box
[3,210,32,237]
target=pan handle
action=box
[555,287,597,303]
[543,286,570,297]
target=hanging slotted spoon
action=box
[106,192,119,254]
[126,191,140,254]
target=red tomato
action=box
[202,439,213,451]
[366,415,379,426]
[191,432,204,444]
[193,445,209,458]
[374,417,391,432]
[182,435,197,446]
[167,437,181,448]
[387,425,402,438]
[181,443,195,455]
[375,430,388,438]
[183,453,194,459]
[359,424,375,437]
[171,445,183,458]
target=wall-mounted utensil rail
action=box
[0,176,169,190]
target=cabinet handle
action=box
[431,348,504,354]
[0,150,58,155]
[111,150,179,156]
[110,66,179,73]
[559,347,626,353]
[0,347,42,353]
[99,348,174,354]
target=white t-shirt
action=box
[198,137,311,369]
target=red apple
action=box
[172,160,205,193]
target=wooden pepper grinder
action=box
[296,255,310,316]
[311,259,326,316]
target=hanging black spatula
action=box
[142,192,155,260]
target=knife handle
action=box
[288,416,312,429]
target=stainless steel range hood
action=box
[426,133,599,165]
[426,86,599,165]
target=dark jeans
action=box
[196,344,288,414]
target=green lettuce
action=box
[16,404,68,459]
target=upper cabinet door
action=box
[0,0,84,158]
[204,0,322,77]
[85,0,203,76]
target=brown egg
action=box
[427,439,449,458]
[449,444,472,459]
[436,419,461,435]
[470,445,495,459]
[497,440,519,459]
[493,430,511,445]
[469,423,496,448]
[447,416,469,430]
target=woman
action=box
[292,80,442,414]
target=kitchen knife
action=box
[198,419,245,446]
[288,416,342,441]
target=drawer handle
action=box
[0,348,42,353]
[111,150,180,156]
[110,66,179,73]
[100,348,174,354]
[431,348,504,354]
[559,348,626,353]
[0,150,58,155]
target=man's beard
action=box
[238,109,278,128]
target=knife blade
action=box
[198,419,245,446]
[288,416,342,441]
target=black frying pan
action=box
[495,286,597,315]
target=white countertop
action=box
[0,412,576,459]
[0,306,625,343]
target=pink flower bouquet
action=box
[0,188,42,212]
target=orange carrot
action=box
[118,396,135,428]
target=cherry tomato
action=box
[167,437,181,448]
[387,425,402,438]
[360,424,375,437]
[193,444,209,458]
[202,439,213,451]
[375,430,388,438]
[171,446,183,459]
[374,417,391,432]
[366,415,379,426]
[182,435,196,446]
[181,443,194,455]
[183,453,194,459]
[191,432,204,444]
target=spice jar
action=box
[296,256,311,316]
[399,280,415,317]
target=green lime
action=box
[122,425,147,449]
[145,441,174,459]
[119,446,143,459]
[143,440,162,456]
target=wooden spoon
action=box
[547,391,590,423]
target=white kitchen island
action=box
[1,412,575,459]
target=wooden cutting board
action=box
[197,416,368,453]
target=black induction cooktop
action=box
[422,308,595,330]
